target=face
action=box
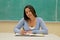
[25,8,34,19]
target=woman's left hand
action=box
[26,31,32,34]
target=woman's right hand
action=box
[20,30,26,35]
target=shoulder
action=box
[36,17,43,21]
[18,18,25,22]
[36,17,45,23]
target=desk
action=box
[0,33,60,40]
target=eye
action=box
[29,10,31,12]
[26,12,28,14]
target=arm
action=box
[32,18,48,34]
[14,18,24,33]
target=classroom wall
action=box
[0,22,60,37]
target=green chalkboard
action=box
[0,0,60,21]
[57,0,60,21]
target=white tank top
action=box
[29,26,35,30]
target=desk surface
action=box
[0,33,60,40]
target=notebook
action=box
[15,33,44,37]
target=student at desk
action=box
[14,5,48,35]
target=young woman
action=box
[14,5,48,35]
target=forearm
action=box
[32,29,48,34]
[14,28,20,33]
[14,18,24,33]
